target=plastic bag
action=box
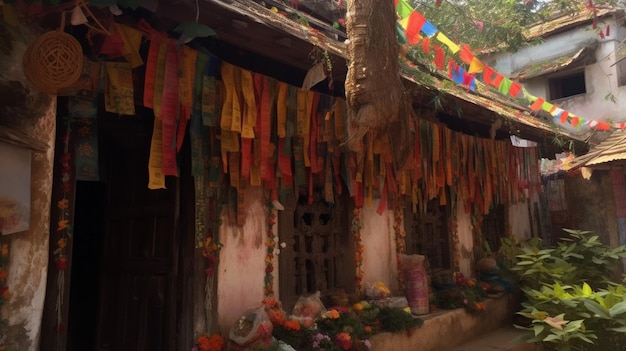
[291,291,326,328]
[229,306,273,346]
[262,297,287,327]
[364,281,392,300]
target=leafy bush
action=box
[505,229,626,351]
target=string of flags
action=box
[394,0,623,132]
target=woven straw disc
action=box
[22,31,83,94]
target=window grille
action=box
[404,199,451,269]
[278,187,354,310]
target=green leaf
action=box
[592,257,607,264]
[533,324,545,336]
[610,326,626,332]
[563,319,583,332]
[538,249,554,255]
[173,22,217,43]
[554,283,565,298]
[582,282,593,297]
[584,300,610,319]
[90,0,118,6]
[579,335,595,344]
[517,261,535,266]
[543,334,561,342]
[609,301,626,317]
[118,0,139,9]
[566,252,584,259]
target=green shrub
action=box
[506,229,626,351]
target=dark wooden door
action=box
[95,117,179,351]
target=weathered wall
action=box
[508,195,536,240]
[214,189,531,332]
[0,27,55,351]
[217,187,269,333]
[486,15,626,142]
[565,172,618,246]
[361,204,398,293]
[456,203,473,277]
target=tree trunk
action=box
[344,0,411,168]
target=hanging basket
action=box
[22,13,83,95]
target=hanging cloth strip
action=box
[191,52,208,177]
[220,62,242,133]
[147,40,168,189]
[138,19,167,109]
[202,56,221,127]
[161,40,180,176]
[176,46,198,152]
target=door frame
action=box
[40,110,197,351]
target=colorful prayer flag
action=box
[436,32,459,53]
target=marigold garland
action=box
[264,201,277,297]
[393,206,406,291]
[0,236,10,350]
[449,196,461,272]
[54,120,74,335]
[195,333,225,351]
[351,207,364,292]
[201,236,222,277]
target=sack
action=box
[400,254,430,315]
[229,306,273,346]
[291,291,326,328]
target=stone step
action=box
[450,327,537,351]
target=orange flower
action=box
[364,325,372,333]
[262,297,278,307]
[197,335,210,351]
[474,302,485,311]
[283,319,301,331]
[1,243,8,257]
[57,238,67,249]
[203,237,213,249]
[466,279,476,287]
[326,309,340,319]
[206,334,225,351]
[0,268,7,280]
[57,219,69,231]
[58,198,69,209]
[2,288,10,299]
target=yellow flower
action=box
[352,303,364,311]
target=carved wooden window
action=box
[278,187,354,310]
[482,204,507,253]
[404,199,451,269]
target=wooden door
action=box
[95,117,179,351]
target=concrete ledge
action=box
[451,327,537,351]
[370,293,519,351]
